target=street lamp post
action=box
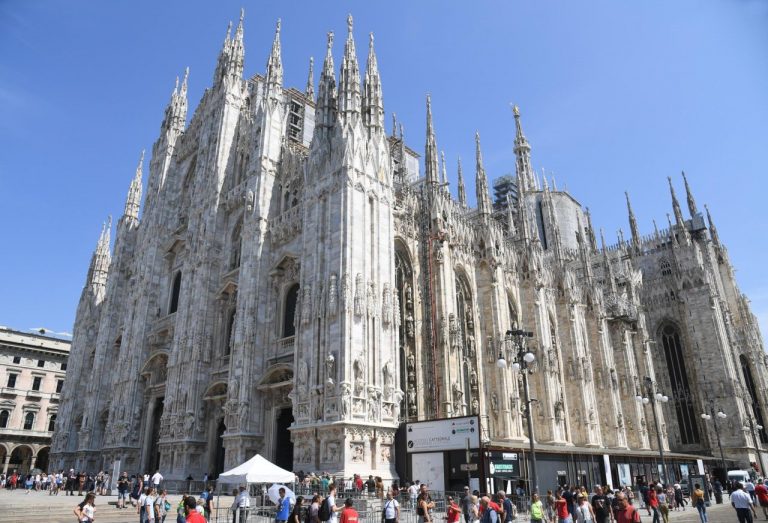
[700,403,727,476]
[636,376,670,483]
[498,329,537,494]
[746,414,766,477]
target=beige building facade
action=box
[0,327,70,474]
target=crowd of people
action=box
[0,469,112,495]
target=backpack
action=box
[318,497,331,521]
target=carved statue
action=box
[328,273,338,315]
[470,369,478,388]
[298,359,309,393]
[466,334,476,359]
[341,273,351,311]
[353,358,365,396]
[405,312,415,338]
[405,284,413,310]
[406,351,415,373]
[466,309,474,331]
[490,392,498,412]
[382,361,394,400]
[393,292,401,326]
[382,283,392,325]
[471,398,479,415]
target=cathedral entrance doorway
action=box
[275,408,294,471]
[146,397,164,473]
[214,420,226,477]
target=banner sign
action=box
[406,416,480,452]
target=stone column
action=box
[2,454,10,474]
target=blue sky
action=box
[1,0,767,338]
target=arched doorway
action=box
[214,420,226,478]
[36,447,50,472]
[147,397,164,472]
[275,408,294,471]
[9,445,33,474]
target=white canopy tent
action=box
[218,454,295,484]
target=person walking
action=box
[575,494,595,523]
[184,497,206,523]
[530,493,545,523]
[648,485,660,523]
[656,485,669,523]
[546,490,556,522]
[339,498,359,523]
[275,487,291,523]
[691,483,707,523]
[732,483,757,523]
[290,497,304,523]
[613,493,641,523]
[555,491,572,523]
[152,470,164,491]
[447,496,461,523]
[417,484,435,523]
[461,487,473,523]
[755,479,768,519]
[74,492,97,523]
[590,486,611,523]
[383,488,400,523]
[480,497,498,523]
[235,485,250,523]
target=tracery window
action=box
[395,246,417,420]
[740,355,768,443]
[660,324,700,444]
[659,258,673,277]
[229,219,243,271]
[225,309,236,355]
[283,284,300,338]
[169,271,182,314]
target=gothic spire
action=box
[682,170,699,217]
[305,57,314,99]
[475,132,492,215]
[585,207,598,252]
[265,19,283,92]
[440,151,449,190]
[625,191,640,253]
[705,204,721,248]
[457,157,467,206]
[512,104,537,191]
[363,32,384,133]
[668,176,690,243]
[162,69,188,134]
[124,150,144,220]
[315,31,337,131]
[600,228,617,292]
[338,14,361,121]
[424,94,439,185]
[89,217,112,289]
[213,10,245,85]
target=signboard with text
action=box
[406,416,480,452]
[487,451,520,478]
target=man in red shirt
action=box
[184,496,206,523]
[755,478,768,519]
[447,496,461,523]
[554,491,571,523]
[614,493,641,523]
[339,498,359,523]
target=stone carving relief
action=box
[354,274,364,316]
[341,272,351,311]
[382,283,392,326]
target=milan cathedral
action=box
[51,12,768,486]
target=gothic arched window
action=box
[225,309,236,355]
[283,284,300,338]
[169,271,182,314]
[659,258,673,277]
[23,412,35,430]
[229,219,243,271]
[740,354,768,443]
[0,410,8,428]
[660,324,700,444]
[48,414,57,432]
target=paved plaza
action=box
[0,488,751,523]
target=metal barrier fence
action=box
[204,489,534,523]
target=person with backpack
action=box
[318,484,340,523]
[308,494,321,523]
[290,496,304,523]
[480,497,498,523]
[383,488,400,523]
[614,493,641,523]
